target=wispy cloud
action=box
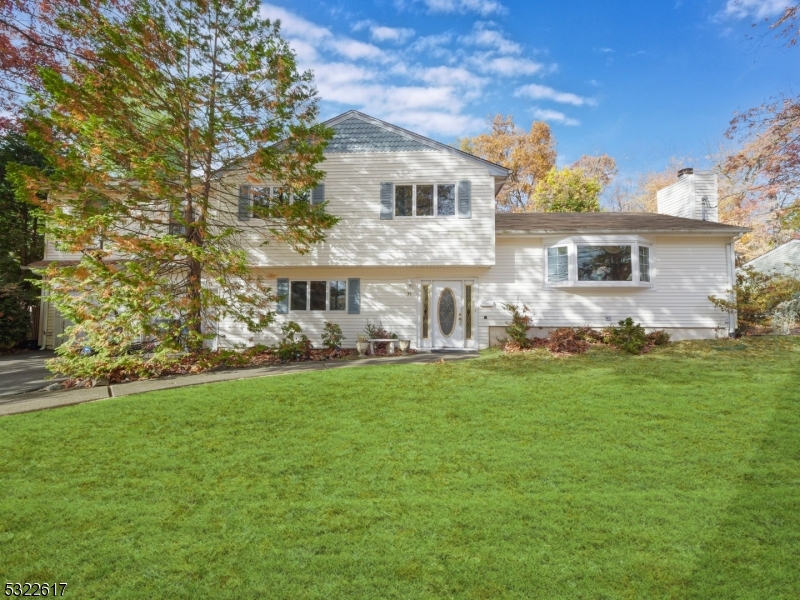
[460,21,521,54]
[720,0,792,19]
[475,55,545,76]
[260,2,590,137]
[353,20,415,43]
[514,83,596,106]
[530,107,580,126]
[401,0,507,16]
[595,47,614,53]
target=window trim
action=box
[543,236,655,288]
[393,182,458,218]
[287,279,348,312]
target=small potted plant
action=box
[356,333,369,357]
[398,339,410,354]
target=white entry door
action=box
[431,281,464,349]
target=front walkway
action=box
[0,351,61,397]
[0,351,478,417]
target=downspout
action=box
[726,234,743,337]
[39,285,48,350]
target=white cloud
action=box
[721,0,792,19]
[383,110,484,136]
[330,38,385,61]
[353,20,415,43]
[262,3,385,62]
[261,3,331,40]
[595,47,614,53]
[476,56,545,76]
[260,3,586,139]
[460,22,521,54]
[514,83,596,106]
[402,0,507,16]
[417,65,488,89]
[530,107,580,126]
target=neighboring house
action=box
[35,111,749,350]
[742,239,800,278]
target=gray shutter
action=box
[380,183,393,220]
[458,180,471,219]
[238,184,251,221]
[276,278,289,314]
[312,183,325,205]
[347,278,360,314]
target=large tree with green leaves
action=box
[0,131,45,287]
[529,166,601,213]
[12,0,336,363]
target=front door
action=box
[431,281,464,349]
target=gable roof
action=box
[495,212,750,235]
[323,111,510,177]
[743,239,800,273]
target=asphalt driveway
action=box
[0,351,59,399]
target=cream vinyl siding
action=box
[216,267,487,349]
[475,235,734,345]
[222,150,496,268]
[656,172,718,222]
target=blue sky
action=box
[261,0,797,177]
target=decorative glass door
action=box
[430,281,464,349]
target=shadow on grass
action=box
[683,367,800,599]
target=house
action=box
[36,111,749,350]
[742,239,800,278]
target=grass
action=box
[1,337,799,599]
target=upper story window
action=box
[239,183,323,221]
[394,183,457,217]
[545,237,654,287]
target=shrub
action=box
[646,330,671,346]
[47,351,183,382]
[503,303,534,349]
[709,266,800,336]
[547,328,590,354]
[605,318,648,354]
[321,321,345,350]
[363,320,397,352]
[275,321,311,361]
[0,284,32,349]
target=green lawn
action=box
[1,338,799,599]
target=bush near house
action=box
[0,284,32,349]
[709,265,800,336]
[501,304,669,355]
[321,321,345,350]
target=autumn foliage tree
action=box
[11,0,336,371]
[529,167,601,213]
[459,115,556,211]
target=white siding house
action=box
[742,239,800,277]
[35,111,749,350]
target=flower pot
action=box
[398,339,410,354]
[356,341,368,357]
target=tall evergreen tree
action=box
[12,0,336,359]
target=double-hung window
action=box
[290,280,348,311]
[394,183,457,217]
[545,238,654,286]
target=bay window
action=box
[545,238,653,286]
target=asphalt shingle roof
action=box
[495,212,750,234]
[327,116,434,153]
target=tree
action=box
[458,115,556,211]
[723,3,800,240]
[529,166,601,213]
[0,131,45,288]
[709,265,800,336]
[11,0,336,364]
[571,154,617,188]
